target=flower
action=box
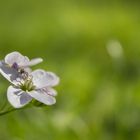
[7,69,59,108]
[0,51,43,84]
[0,52,60,109]
[4,51,43,69]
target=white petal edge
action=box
[28,90,56,105]
[24,58,43,67]
[5,51,29,67]
[31,69,60,88]
[7,86,32,108]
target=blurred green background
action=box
[0,0,140,140]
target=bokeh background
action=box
[0,0,140,140]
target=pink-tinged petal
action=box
[7,86,32,108]
[5,51,29,67]
[31,69,59,88]
[42,87,57,96]
[0,61,19,85]
[28,89,56,105]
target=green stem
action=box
[0,104,32,116]
[0,108,16,116]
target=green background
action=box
[0,0,140,140]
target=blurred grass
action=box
[0,0,140,140]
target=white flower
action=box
[7,69,59,108]
[0,52,60,109]
[0,51,43,84]
[5,51,43,68]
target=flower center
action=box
[11,63,36,92]
[20,78,36,91]
[17,71,36,92]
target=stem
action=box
[0,108,16,116]
[0,104,32,116]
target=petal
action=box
[0,61,19,84]
[27,58,43,66]
[5,51,29,67]
[7,86,32,108]
[28,89,56,105]
[24,67,32,73]
[42,87,57,96]
[31,69,60,88]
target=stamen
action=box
[16,75,35,92]
[14,68,36,92]
[18,69,29,80]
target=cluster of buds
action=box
[0,52,59,110]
